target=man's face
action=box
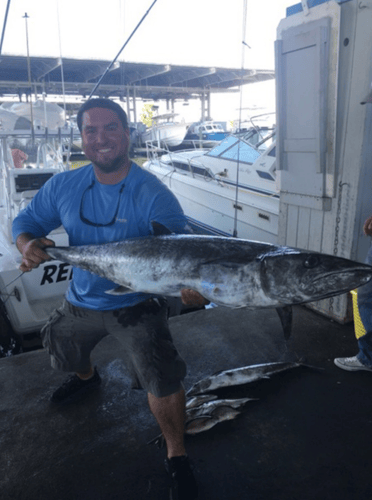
[81,107,129,173]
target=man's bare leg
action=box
[148,388,186,458]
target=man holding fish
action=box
[12,98,204,500]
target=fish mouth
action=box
[309,267,372,296]
[312,267,372,282]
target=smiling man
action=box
[12,98,203,500]
[80,105,131,178]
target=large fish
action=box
[186,361,303,396]
[45,233,372,311]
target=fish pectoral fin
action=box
[105,285,134,295]
[275,306,293,340]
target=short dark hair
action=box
[77,98,128,132]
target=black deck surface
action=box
[0,305,370,500]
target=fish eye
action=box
[304,255,319,268]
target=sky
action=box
[0,0,296,124]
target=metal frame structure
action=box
[0,55,275,122]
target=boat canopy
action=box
[206,136,261,164]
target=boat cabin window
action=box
[171,159,213,179]
[192,165,213,179]
[173,161,190,172]
[256,170,275,181]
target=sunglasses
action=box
[79,179,125,227]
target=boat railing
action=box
[145,140,172,163]
[145,139,217,182]
[0,127,77,172]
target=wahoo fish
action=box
[184,407,242,435]
[45,232,372,310]
[147,399,249,446]
[185,394,218,409]
[186,361,302,396]
[186,397,255,419]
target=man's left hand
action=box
[180,289,210,307]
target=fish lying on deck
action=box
[185,394,218,409]
[184,407,242,435]
[147,360,317,446]
[185,397,255,419]
[45,233,372,309]
[186,361,302,396]
[147,396,253,446]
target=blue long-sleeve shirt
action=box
[12,162,189,310]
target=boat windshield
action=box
[206,136,261,164]
[1,136,65,171]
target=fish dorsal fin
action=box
[211,368,226,376]
[151,221,173,236]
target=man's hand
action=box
[16,234,55,272]
[364,216,372,237]
[180,289,210,307]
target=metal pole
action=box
[23,12,35,143]
[233,0,249,238]
[56,0,66,121]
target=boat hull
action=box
[144,160,279,243]
[141,123,188,147]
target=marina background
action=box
[0,0,294,124]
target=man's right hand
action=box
[364,216,372,237]
[16,234,55,272]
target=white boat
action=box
[143,134,279,243]
[1,100,65,129]
[141,113,188,148]
[183,121,229,148]
[0,126,76,350]
[0,107,32,131]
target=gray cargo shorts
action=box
[41,297,187,398]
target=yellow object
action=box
[69,160,91,170]
[351,290,367,339]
